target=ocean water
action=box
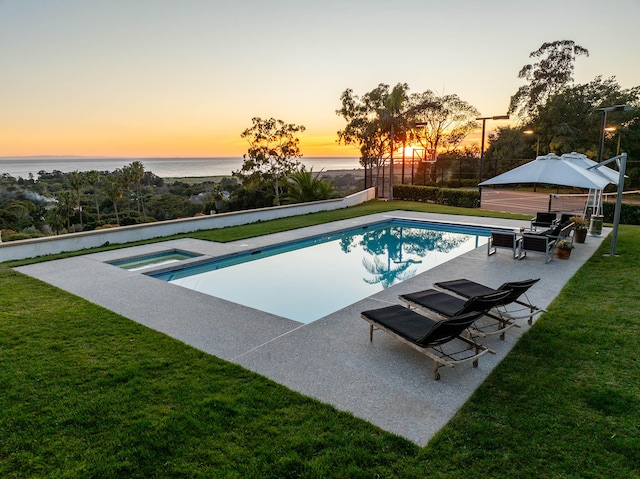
[0,157,361,179]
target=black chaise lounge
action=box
[433,278,544,327]
[361,306,492,380]
[399,289,515,340]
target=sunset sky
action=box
[1,0,638,159]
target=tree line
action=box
[335,40,640,192]
[2,39,639,242]
[0,153,348,241]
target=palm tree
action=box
[120,165,136,217]
[85,170,102,222]
[103,178,123,225]
[129,161,146,221]
[285,167,339,203]
[68,170,85,229]
[56,190,77,230]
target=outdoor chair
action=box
[434,277,544,326]
[547,221,574,243]
[399,289,511,320]
[521,233,556,263]
[487,230,522,259]
[530,212,557,231]
[559,213,573,226]
[361,306,493,380]
[399,289,515,339]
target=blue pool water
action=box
[151,220,491,323]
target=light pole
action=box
[605,126,622,156]
[523,129,540,157]
[477,114,509,183]
[596,105,631,162]
[588,153,627,256]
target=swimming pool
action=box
[151,219,491,323]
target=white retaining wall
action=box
[0,188,377,262]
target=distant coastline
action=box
[0,157,362,179]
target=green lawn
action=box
[1,202,638,478]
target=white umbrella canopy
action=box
[559,152,621,184]
[479,153,617,190]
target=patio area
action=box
[15,211,610,445]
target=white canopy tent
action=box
[479,152,621,216]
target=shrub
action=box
[392,184,480,208]
[603,201,640,225]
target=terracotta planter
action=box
[556,247,572,259]
[574,228,587,243]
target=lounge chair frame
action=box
[361,306,494,380]
[434,278,545,328]
[399,289,515,340]
[488,230,523,259]
[399,289,512,320]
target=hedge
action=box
[392,184,480,208]
[603,201,640,225]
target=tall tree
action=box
[103,177,123,225]
[120,165,136,216]
[336,83,410,190]
[235,117,305,206]
[68,170,85,229]
[509,40,589,120]
[56,190,77,230]
[84,170,102,222]
[407,91,479,182]
[535,76,639,157]
[129,161,146,221]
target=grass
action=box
[2,202,638,478]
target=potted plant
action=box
[555,239,575,259]
[570,216,588,243]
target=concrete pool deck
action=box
[15,212,611,445]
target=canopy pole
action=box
[588,153,627,257]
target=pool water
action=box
[110,250,199,271]
[152,220,490,323]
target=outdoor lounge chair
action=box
[399,289,516,339]
[521,232,556,263]
[547,221,574,243]
[399,289,512,320]
[361,306,493,380]
[487,230,522,259]
[434,278,544,326]
[530,212,557,231]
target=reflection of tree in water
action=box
[343,225,472,287]
[339,234,357,254]
[361,256,416,288]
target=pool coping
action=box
[15,211,611,445]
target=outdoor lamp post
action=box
[477,115,509,183]
[523,130,540,157]
[605,126,622,156]
[596,105,631,162]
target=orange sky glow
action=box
[0,1,638,160]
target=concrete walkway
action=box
[15,212,610,445]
